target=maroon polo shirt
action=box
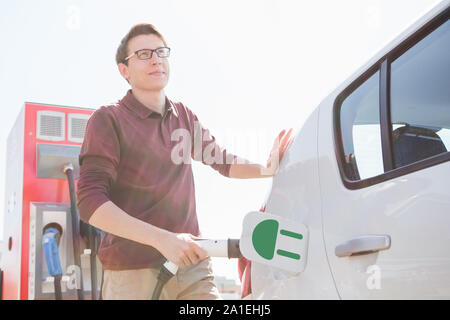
[76,89,236,270]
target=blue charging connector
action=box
[42,227,63,299]
[42,227,63,276]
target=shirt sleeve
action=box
[76,107,121,223]
[188,110,237,177]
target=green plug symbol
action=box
[252,219,303,260]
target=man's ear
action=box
[118,63,130,82]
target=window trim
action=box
[334,7,450,190]
[379,59,394,173]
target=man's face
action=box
[118,34,170,91]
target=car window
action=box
[390,19,450,168]
[339,71,383,181]
[436,128,450,150]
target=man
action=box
[76,23,293,300]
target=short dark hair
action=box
[116,23,167,65]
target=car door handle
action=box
[335,235,391,257]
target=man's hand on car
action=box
[265,128,294,176]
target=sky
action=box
[0,0,442,282]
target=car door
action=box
[250,107,340,300]
[319,7,450,299]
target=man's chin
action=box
[136,82,167,92]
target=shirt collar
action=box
[121,89,175,119]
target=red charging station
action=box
[1,102,95,300]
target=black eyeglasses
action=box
[124,47,171,62]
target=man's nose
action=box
[149,52,162,64]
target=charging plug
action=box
[240,211,309,273]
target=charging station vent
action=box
[68,113,90,143]
[36,111,65,141]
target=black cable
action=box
[97,230,105,300]
[151,264,176,300]
[99,268,104,300]
[151,281,166,300]
[53,274,63,300]
[64,166,85,300]
[88,226,98,300]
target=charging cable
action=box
[151,238,241,300]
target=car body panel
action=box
[250,0,450,299]
[251,108,340,299]
[318,91,450,298]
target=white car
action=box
[242,0,450,299]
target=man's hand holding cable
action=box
[156,232,208,268]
